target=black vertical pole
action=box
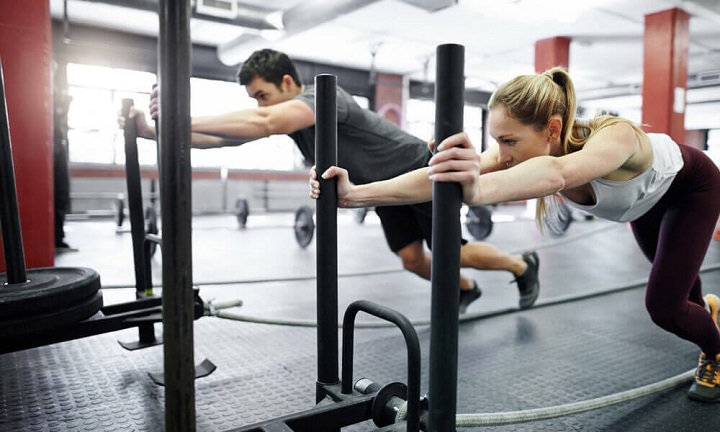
[427,43,464,432]
[0,59,27,284]
[120,98,152,295]
[158,0,195,431]
[314,74,339,405]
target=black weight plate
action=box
[294,205,315,249]
[116,198,125,227]
[145,206,159,257]
[0,267,101,318]
[235,198,249,229]
[145,206,158,234]
[465,205,494,240]
[354,207,368,224]
[371,382,407,427]
[0,291,103,338]
[545,198,573,238]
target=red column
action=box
[641,8,689,144]
[534,37,571,73]
[0,1,54,269]
[374,72,405,127]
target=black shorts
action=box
[374,202,468,253]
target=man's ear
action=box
[282,74,296,90]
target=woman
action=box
[309,67,720,402]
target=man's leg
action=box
[459,242,525,275]
[397,239,475,290]
[460,242,540,309]
[397,239,481,313]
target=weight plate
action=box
[145,206,159,257]
[545,198,573,238]
[465,205,494,240]
[0,291,103,338]
[354,207,368,224]
[0,267,101,318]
[116,198,125,227]
[235,198,249,229]
[371,382,408,427]
[294,205,315,249]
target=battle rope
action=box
[207,262,720,328]
[391,368,694,427]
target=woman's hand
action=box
[427,132,482,204]
[309,165,358,208]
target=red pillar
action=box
[374,72,405,127]
[0,1,54,269]
[641,8,689,144]
[534,37,571,73]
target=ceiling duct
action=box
[400,0,457,12]
[74,0,281,30]
[690,70,720,87]
[196,0,238,20]
[217,0,383,66]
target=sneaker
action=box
[688,352,720,402]
[704,294,719,331]
[458,280,482,314]
[515,251,540,309]
[55,241,78,253]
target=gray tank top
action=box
[288,85,431,185]
[563,133,684,222]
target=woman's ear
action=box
[548,116,563,143]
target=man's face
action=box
[245,75,295,107]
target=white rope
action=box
[455,369,694,427]
[390,369,694,427]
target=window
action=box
[65,63,304,170]
[406,98,484,151]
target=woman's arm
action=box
[310,166,433,208]
[310,134,506,208]
[430,123,640,205]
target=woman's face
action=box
[488,105,554,168]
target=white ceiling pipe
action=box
[217,0,384,66]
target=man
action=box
[128,49,540,312]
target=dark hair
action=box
[237,49,303,88]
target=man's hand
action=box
[119,107,155,140]
[149,85,159,120]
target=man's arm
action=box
[190,132,258,149]
[130,99,315,150]
[191,99,315,140]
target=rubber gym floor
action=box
[2,204,719,431]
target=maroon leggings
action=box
[631,144,720,356]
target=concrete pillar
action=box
[0,1,54,269]
[641,8,689,144]
[374,72,405,127]
[534,36,571,73]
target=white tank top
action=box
[562,133,684,222]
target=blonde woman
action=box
[310,67,720,402]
